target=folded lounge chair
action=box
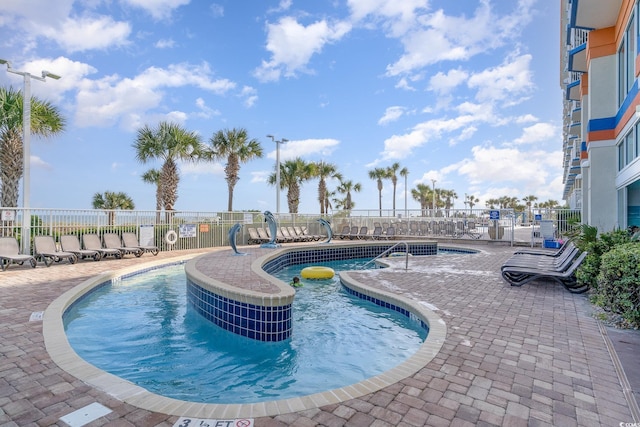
[501,245,579,271]
[0,237,37,271]
[82,234,122,259]
[103,233,143,257]
[60,235,101,261]
[501,251,588,293]
[34,235,78,266]
[122,232,159,256]
[247,227,268,244]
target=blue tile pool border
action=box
[186,242,444,341]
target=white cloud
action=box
[428,68,469,94]
[254,17,352,82]
[454,145,563,192]
[155,39,176,49]
[512,122,558,146]
[385,0,534,76]
[270,139,340,161]
[122,0,190,20]
[378,106,405,125]
[74,62,236,129]
[467,54,534,104]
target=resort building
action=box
[561,0,640,231]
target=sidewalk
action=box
[0,243,638,426]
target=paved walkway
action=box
[0,242,638,426]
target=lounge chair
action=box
[256,227,271,242]
[103,233,143,257]
[122,232,159,256]
[280,227,301,242]
[514,240,574,256]
[501,245,579,271]
[295,226,321,241]
[60,235,101,261]
[355,226,369,240]
[371,226,383,240]
[82,234,122,259]
[501,251,588,293]
[33,235,78,266]
[287,226,310,242]
[335,225,351,239]
[0,237,37,271]
[247,227,268,244]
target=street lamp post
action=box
[0,59,61,255]
[431,179,437,214]
[266,135,288,214]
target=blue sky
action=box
[0,0,562,214]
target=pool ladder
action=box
[362,241,410,270]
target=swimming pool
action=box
[45,243,448,418]
[63,258,427,403]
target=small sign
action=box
[173,418,254,427]
[139,225,155,246]
[489,210,500,220]
[199,224,210,233]
[534,214,542,221]
[1,210,15,221]
[179,224,197,238]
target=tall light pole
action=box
[266,135,288,214]
[0,59,61,254]
[431,179,437,214]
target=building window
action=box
[618,12,637,107]
[619,141,626,171]
[627,129,636,164]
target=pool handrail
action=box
[362,241,410,270]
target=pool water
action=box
[63,259,427,403]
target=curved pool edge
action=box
[43,245,446,419]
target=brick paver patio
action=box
[0,241,637,426]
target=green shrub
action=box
[575,227,630,290]
[595,242,640,327]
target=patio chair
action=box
[247,227,268,244]
[501,245,579,272]
[295,226,321,241]
[82,234,122,259]
[33,235,78,266]
[60,235,101,261]
[501,251,588,293]
[371,226,383,240]
[514,240,574,257]
[280,227,301,242]
[103,233,143,257]
[287,226,310,242]
[355,226,369,240]
[256,227,271,242]
[335,225,352,239]
[122,232,159,256]
[0,237,37,271]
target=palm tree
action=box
[334,179,362,211]
[133,121,204,212]
[368,167,390,216]
[485,198,500,209]
[386,162,402,216]
[411,184,431,216]
[141,168,162,223]
[207,128,263,211]
[465,194,479,213]
[399,166,409,215]
[523,194,538,224]
[441,189,458,217]
[0,86,65,207]
[312,161,341,215]
[268,158,314,214]
[92,191,135,225]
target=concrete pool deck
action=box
[1,240,639,426]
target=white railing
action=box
[0,207,581,255]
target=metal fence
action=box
[0,207,581,255]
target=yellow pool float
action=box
[300,266,335,279]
